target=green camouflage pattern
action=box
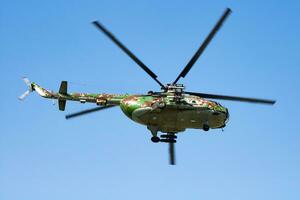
[120,94,228,133]
[32,82,129,105]
[31,82,229,133]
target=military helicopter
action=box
[19,8,275,165]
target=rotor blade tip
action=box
[92,21,100,26]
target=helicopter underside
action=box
[130,106,228,133]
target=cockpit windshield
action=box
[212,100,222,106]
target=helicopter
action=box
[19,8,275,165]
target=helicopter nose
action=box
[225,108,230,122]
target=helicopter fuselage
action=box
[29,81,229,133]
[120,94,229,133]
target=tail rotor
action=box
[19,77,33,100]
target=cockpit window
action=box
[212,101,221,106]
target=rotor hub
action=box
[163,84,185,93]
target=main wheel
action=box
[161,134,177,139]
[203,124,210,131]
[160,139,177,143]
[151,136,160,143]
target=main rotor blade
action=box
[169,142,176,165]
[185,91,276,105]
[92,21,165,88]
[65,105,116,119]
[173,8,232,84]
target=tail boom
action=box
[31,81,127,110]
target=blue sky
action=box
[1,0,300,199]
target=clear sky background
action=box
[1,0,299,199]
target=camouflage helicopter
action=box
[19,8,275,165]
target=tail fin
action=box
[59,81,67,94]
[19,77,34,100]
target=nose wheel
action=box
[203,124,210,131]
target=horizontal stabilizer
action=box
[58,99,66,111]
[58,81,68,111]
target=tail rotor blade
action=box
[22,77,32,91]
[18,90,30,100]
[22,77,31,86]
[19,77,33,101]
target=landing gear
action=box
[162,133,177,165]
[151,136,160,143]
[159,133,177,165]
[203,124,210,131]
[148,126,159,143]
[147,128,177,165]
[160,134,177,143]
[160,134,177,139]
